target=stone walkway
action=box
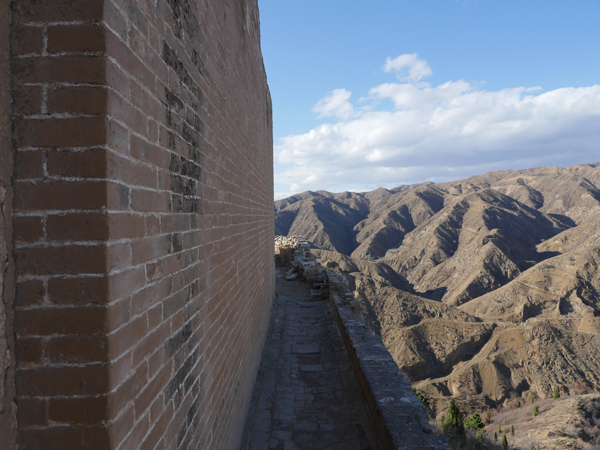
[240,269,380,450]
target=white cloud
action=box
[383,53,432,82]
[312,88,354,120]
[275,56,600,198]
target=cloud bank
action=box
[275,54,600,199]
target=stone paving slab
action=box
[240,270,380,450]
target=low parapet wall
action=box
[291,246,450,450]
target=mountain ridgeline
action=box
[275,162,600,438]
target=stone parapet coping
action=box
[327,271,451,450]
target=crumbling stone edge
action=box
[282,241,450,449]
[326,273,451,450]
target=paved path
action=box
[240,269,380,450]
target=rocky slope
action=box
[275,162,600,448]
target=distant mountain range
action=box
[275,161,600,445]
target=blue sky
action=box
[258,0,600,199]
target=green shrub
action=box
[443,399,465,445]
[553,386,560,399]
[502,434,508,450]
[533,405,539,416]
[465,412,484,430]
[530,393,535,404]
[485,407,491,424]
[497,423,502,434]
[510,424,514,436]
[412,387,431,414]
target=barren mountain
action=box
[275,162,600,448]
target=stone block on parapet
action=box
[325,270,451,450]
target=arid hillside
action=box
[275,162,600,447]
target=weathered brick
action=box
[49,396,108,424]
[15,338,43,364]
[11,25,43,56]
[15,245,106,275]
[46,336,108,364]
[14,150,44,180]
[16,365,109,397]
[15,306,106,336]
[16,397,47,427]
[16,116,106,148]
[13,215,44,243]
[9,0,274,449]
[47,24,106,53]
[47,86,108,115]
[15,279,45,307]
[48,276,108,306]
[12,55,106,84]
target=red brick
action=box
[108,404,134,446]
[18,426,110,450]
[131,235,171,265]
[106,181,131,210]
[13,86,43,116]
[47,212,108,241]
[48,276,108,306]
[132,321,170,368]
[133,362,171,420]
[15,245,106,276]
[46,148,106,178]
[49,396,108,424]
[16,116,106,148]
[130,134,169,167]
[131,278,171,317]
[14,150,44,180]
[13,0,104,22]
[15,179,107,211]
[16,397,47,426]
[107,151,157,188]
[139,402,173,450]
[105,297,131,330]
[13,215,44,243]
[131,189,171,212]
[107,315,148,360]
[145,215,160,235]
[107,267,146,302]
[11,25,43,55]
[16,364,109,396]
[15,279,45,307]
[15,337,43,364]
[107,361,149,419]
[46,336,108,364]
[12,55,106,84]
[15,306,106,336]
[47,24,105,53]
[117,413,150,450]
[47,86,108,115]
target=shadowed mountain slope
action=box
[275,162,600,443]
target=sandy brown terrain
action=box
[275,162,600,448]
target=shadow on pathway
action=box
[240,268,380,450]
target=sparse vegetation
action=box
[412,387,431,414]
[444,399,466,445]
[553,386,560,399]
[465,412,485,430]
[485,407,491,424]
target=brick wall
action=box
[8,0,274,448]
[1,0,18,445]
